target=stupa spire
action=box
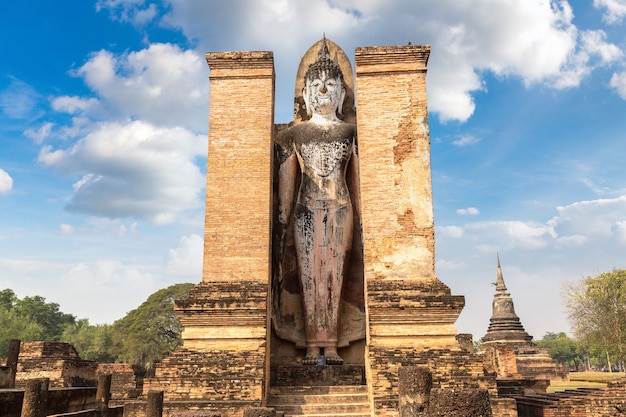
[481,255,532,345]
[495,253,507,293]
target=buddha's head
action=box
[303,37,346,118]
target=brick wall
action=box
[202,51,275,285]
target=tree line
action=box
[0,283,194,368]
[2,268,625,372]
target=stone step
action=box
[271,365,366,386]
[267,385,371,417]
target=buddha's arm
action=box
[278,151,297,225]
[347,140,362,221]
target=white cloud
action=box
[452,134,481,147]
[610,71,626,99]
[96,0,159,25]
[594,0,626,23]
[457,207,480,215]
[548,195,626,238]
[467,220,556,251]
[445,196,626,254]
[580,30,623,64]
[436,225,464,238]
[0,169,13,194]
[37,120,206,224]
[165,234,203,278]
[24,122,54,144]
[59,43,209,133]
[52,96,99,115]
[137,0,623,123]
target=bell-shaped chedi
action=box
[479,255,568,382]
[482,255,533,346]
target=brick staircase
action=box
[267,385,371,417]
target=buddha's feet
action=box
[303,347,320,365]
[324,348,343,365]
[303,355,318,365]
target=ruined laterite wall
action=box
[202,51,275,284]
[97,363,145,400]
[15,342,97,388]
[355,45,434,283]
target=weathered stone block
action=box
[398,366,432,417]
[429,388,492,417]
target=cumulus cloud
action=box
[594,0,626,23]
[56,43,209,133]
[143,0,625,122]
[52,96,99,115]
[548,195,626,238]
[0,169,13,194]
[165,234,203,278]
[38,120,206,224]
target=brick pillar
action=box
[158,51,274,410]
[355,45,434,282]
[202,51,275,284]
[178,51,274,351]
[355,45,466,416]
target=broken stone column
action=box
[20,378,49,417]
[146,390,164,417]
[6,339,20,388]
[429,388,492,417]
[398,366,432,417]
[95,373,112,412]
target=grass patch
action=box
[547,371,625,393]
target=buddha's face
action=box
[304,71,344,117]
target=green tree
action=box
[0,308,44,356]
[14,295,76,341]
[110,283,194,368]
[0,288,17,310]
[62,319,117,363]
[536,332,580,369]
[564,269,626,371]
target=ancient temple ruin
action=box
[478,257,567,383]
[130,38,510,417]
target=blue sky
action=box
[1,0,625,341]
